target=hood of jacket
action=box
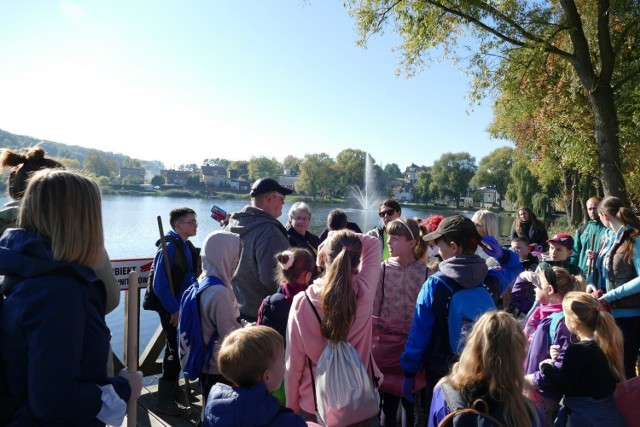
[204,383,281,425]
[438,254,489,288]
[227,205,287,237]
[201,230,240,285]
[0,228,98,292]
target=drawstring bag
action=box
[305,292,380,427]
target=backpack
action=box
[432,273,496,354]
[304,292,380,427]
[142,236,199,312]
[548,311,565,343]
[0,285,22,426]
[177,276,226,381]
[438,382,506,427]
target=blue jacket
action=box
[0,229,129,426]
[151,229,197,314]
[203,383,306,427]
[401,250,522,376]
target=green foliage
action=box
[532,193,552,225]
[228,160,249,180]
[412,171,432,206]
[122,157,142,168]
[506,159,542,208]
[430,152,477,209]
[247,156,282,181]
[471,147,514,208]
[383,163,402,178]
[282,155,303,176]
[84,150,119,178]
[151,175,165,186]
[334,149,368,194]
[297,153,337,201]
[203,158,231,169]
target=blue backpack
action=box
[178,276,226,381]
[432,273,496,354]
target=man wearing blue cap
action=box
[225,178,293,322]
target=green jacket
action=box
[571,220,607,273]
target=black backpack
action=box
[438,382,506,427]
[142,236,199,312]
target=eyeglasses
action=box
[181,220,198,227]
[293,216,310,222]
[378,210,395,218]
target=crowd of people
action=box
[0,146,639,427]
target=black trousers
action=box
[158,311,181,381]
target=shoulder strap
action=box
[438,382,506,427]
[549,311,565,342]
[381,263,386,306]
[198,276,225,294]
[304,291,321,413]
[304,291,322,325]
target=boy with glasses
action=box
[367,199,402,260]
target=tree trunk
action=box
[588,84,629,205]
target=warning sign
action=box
[111,258,154,290]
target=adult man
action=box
[367,199,402,260]
[150,207,200,415]
[226,178,293,322]
[571,196,607,274]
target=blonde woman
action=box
[428,311,540,427]
[0,170,142,426]
[471,209,501,266]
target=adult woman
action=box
[373,218,430,427]
[285,230,381,425]
[472,209,501,265]
[0,146,120,314]
[511,207,549,251]
[428,311,540,427]
[286,202,321,264]
[593,196,640,378]
[0,169,142,426]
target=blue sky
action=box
[0,1,510,170]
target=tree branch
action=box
[598,0,615,83]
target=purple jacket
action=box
[525,314,573,400]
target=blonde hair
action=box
[562,292,625,382]
[472,210,500,241]
[18,169,103,267]
[217,326,284,387]
[445,311,537,427]
[319,230,362,342]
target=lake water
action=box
[1,194,515,360]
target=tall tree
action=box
[430,152,477,209]
[471,147,514,209]
[228,160,249,180]
[335,149,368,194]
[247,156,282,181]
[412,171,432,207]
[348,0,640,205]
[282,155,303,176]
[83,150,118,178]
[297,153,337,201]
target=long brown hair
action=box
[318,230,362,342]
[445,311,537,427]
[563,292,625,382]
[514,206,544,234]
[599,196,640,263]
[385,217,428,260]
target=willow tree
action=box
[347,0,640,205]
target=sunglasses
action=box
[378,210,396,218]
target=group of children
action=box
[188,205,631,427]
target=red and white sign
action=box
[111,258,154,290]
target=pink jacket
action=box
[285,233,382,415]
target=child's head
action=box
[318,230,362,342]
[562,292,625,381]
[1,146,65,200]
[386,217,428,260]
[421,215,444,259]
[471,210,499,239]
[326,209,348,231]
[217,326,285,391]
[546,233,574,262]
[448,311,533,426]
[275,248,315,285]
[510,236,531,261]
[535,266,584,304]
[422,215,481,259]
[201,230,241,285]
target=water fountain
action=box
[350,153,380,230]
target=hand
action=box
[118,369,144,404]
[586,249,595,260]
[170,312,179,327]
[402,377,416,403]
[480,235,504,259]
[523,374,536,390]
[549,345,560,360]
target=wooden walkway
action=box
[123,378,203,427]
